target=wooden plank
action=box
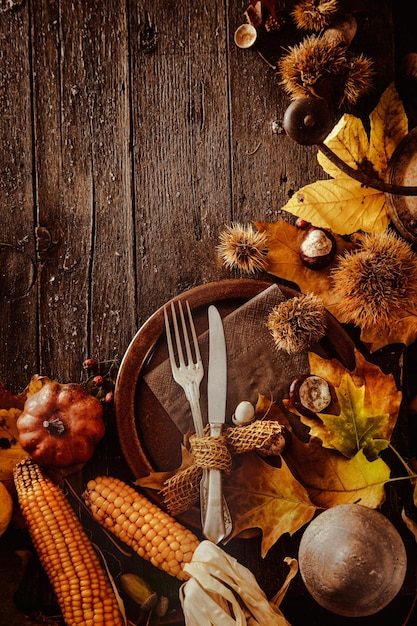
[129,0,232,323]
[227,3,328,225]
[31,0,136,383]
[72,2,136,364]
[0,3,38,393]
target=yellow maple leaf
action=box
[280,83,409,235]
[286,436,390,510]
[368,82,410,175]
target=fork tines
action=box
[165,301,201,370]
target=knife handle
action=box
[202,423,233,544]
[202,467,226,544]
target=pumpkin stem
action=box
[43,418,65,437]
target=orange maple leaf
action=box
[257,395,390,511]
[254,219,354,318]
[295,350,402,459]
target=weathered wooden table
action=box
[1,0,417,624]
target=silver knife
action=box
[202,305,233,543]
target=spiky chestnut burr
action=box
[217,223,268,274]
[279,35,347,103]
[291,0,340,32]
[266,293,327,354]
[278,35,373,107]
[331,231,417,328]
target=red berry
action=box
[105,391,114,403]
[93,375,104,386]
[295,218,310,229]
[83,358,98,371]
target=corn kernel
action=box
[114,496,124,509]
[129,510,140,523]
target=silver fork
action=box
[164,300,208,525]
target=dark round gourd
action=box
[298,504,407,617]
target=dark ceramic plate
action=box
[114,278,356,529]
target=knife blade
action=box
[202,305,232,543]
[207,305,227,425]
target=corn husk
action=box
[179,541,296,625]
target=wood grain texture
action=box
[0,0,395,391]
[128,0,232,317]
[30,0,136,384]
[0,3,37,392]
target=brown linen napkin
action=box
[144,284,326,434]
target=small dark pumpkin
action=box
[16,381,105,468]
[298,504,407,617]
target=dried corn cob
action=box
[83,475,200,581]
[14,458,123,626]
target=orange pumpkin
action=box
[16,381,105,468]
[0,482,13,536]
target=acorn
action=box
[299,226,336,270]
[289,374,331,418]
[234,24,257,49]
[298,504,407,617]
[283,97,334,145]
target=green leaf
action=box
[310,374,390,459]
[257,395,390,511]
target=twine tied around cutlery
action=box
[162,420,287,516]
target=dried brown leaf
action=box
[254,219,353,315]
[224,452,317,556]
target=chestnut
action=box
[298,504,407,617]
[322,13,357,48]
[289,374,331,418]
[299,226,336,270]
[283,97,334,146]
